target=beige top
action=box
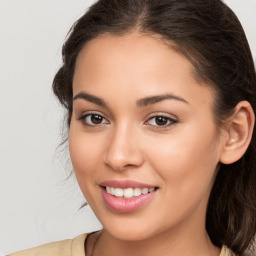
[9,233,235,256]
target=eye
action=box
[145,115,177,127]
[78,113,109,126]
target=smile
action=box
[105,186,156,198]
[100,180,158,213]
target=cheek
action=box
[68,126,108,207]
[68,125,103,180]
[142,126,220,227]
[146,123,220,193]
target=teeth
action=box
[115,188,124,197]
[105,186,156,198]
[149,187,155,192]
[106,186,111,193]
[110,187,115,195]
[141,188,149,194]
[124,188,133,198]
[134,188,142,196]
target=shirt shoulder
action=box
[8,233,87,256]
[220,245,236,256]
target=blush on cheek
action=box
[69,135,87,175]
[151,128,219,190]
[69,133,104,179]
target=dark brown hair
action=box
[52,0,256,254]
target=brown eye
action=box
[155,116,168,126]
[90,114,103,124]
[146,115,177,127]
[79,114,109,126]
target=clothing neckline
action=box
[81,232,234,256]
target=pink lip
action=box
[100,180,156,189]
[100,180,157,213]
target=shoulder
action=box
[8,233,87,256]
[220,245,236,256]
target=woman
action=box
[10,0,256,255]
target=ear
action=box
[219,101,255,164]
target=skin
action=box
[69,33,227,256]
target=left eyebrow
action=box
[73,92,107,107]
[136,94,189,107]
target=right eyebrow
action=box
[73,92,107,107]
[136,94,189,107]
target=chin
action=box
[109,228,152,241]
[101,217,159,242]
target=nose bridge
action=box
[104,121,143,170]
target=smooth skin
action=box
[69,33,254,256]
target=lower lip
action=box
[101,187,156,213]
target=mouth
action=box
[103,186,157,198]
[100,180,158,213]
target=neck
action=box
[93,224,220,256]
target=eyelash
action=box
[78,112,109,127]
[144,114,178,127]
[78,112,177,128]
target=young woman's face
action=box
[69,33,225,241]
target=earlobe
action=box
[219,101,255,165]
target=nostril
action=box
[103,137,144,171]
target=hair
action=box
[52,0,256,254]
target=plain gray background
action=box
[0,0,255,254]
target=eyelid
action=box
[77,111,110,126]
[144,112,178,127]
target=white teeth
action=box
[114,188,124,197]
[141,188,149,194]
[124,188,134,198]
[133,188,142,196]
[105,186,156,198]
[110,187,115,195]
[149,187,155,192]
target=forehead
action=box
[74,33,192,85]
[73,32,215,109]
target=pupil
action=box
[91,115,102,124]
[156,116,167,125]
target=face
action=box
[69,33,225,241]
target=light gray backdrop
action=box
[0,0,255,254]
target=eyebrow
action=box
[73,92,107,107]
[73,92,189,107]
[136,94,189,107]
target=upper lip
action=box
[100,180,157,189]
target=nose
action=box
[103,124,144,171]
